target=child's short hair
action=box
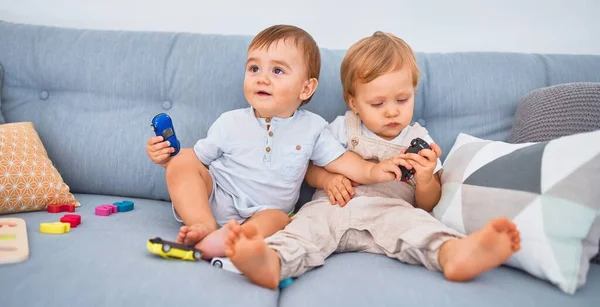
[248,25,321,105]
[340,31,419,104]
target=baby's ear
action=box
[348,97,359,114]
[300,78,319,100]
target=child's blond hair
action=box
[340,31,419,105]
[249,25,321,105]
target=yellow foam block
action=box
[40,222,71,234]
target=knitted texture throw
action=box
[509,82,600,143]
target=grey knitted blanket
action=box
[509,82,600,143]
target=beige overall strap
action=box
[345,110,362,136]
[398,123,429,147]
[345,112,405,162]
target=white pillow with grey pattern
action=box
[434,130,600,294]
[508,82,600,265]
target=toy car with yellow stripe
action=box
[147,237,202,261]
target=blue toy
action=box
[151,113,181,156]
[279,278,294,289]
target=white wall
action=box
[0,0,598,54]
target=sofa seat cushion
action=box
[0,194,278,307]
[279,253,600,307]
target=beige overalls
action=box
[265,111,465,280]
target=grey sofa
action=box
[0,20,598,307]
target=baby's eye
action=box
[371,103,383,107]
[397,98,408,103]
[273,67,284,75]
[248,65,259,73]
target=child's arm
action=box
[146,115,228,169]
[305,162,334,189]
[400,142,443,212]
[308,115,405,200]
[414,173,441,212]
[191,115,228,167]
[323,151,405,185]
[305,162,358,206]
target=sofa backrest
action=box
[1,21,600,203]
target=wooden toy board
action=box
[0,218,29,264]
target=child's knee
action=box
[166,150,211,181]
[270,209,292,227]
[167,148,200,169]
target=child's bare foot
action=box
[225,220,281,290]
[439,217,521,282]
[196,224,231,259]
[177,223,215,245]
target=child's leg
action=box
[225,223,282,289]
[244,209,293,235]
[225,199,343,289]
[197,209,290,259]
[166,148,217,245]
[437,217,521,282]
[357,197,520,281]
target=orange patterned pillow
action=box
[0,122,79,214]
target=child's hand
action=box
[324,174,359,207]
[368,156,410,183]
[400,142,442,185]
[146,136,174,167]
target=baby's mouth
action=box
[257,91,272,96]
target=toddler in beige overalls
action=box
[264,111,465,279]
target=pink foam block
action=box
[95,204,118,216]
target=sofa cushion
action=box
[508,82,600,143]
[2,20,600,204]
[507,82,600,265]
[0,122,79,214]
[433,130,600,294]
[424,53,548,161]
[279,253,600,307]
[0,193,278,307]
[0,21,256,202]
[543,54,600,85]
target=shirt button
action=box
[265,118,271,123]
[265,146,271,152]
[268,131,273,137]
[296,145,301,150]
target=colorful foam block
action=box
[40,222,71,234]
[47,203,75,213]
[95,204,118,216]
[113,200,134,212]
[279,278,294,289]
[60,214,81,228]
